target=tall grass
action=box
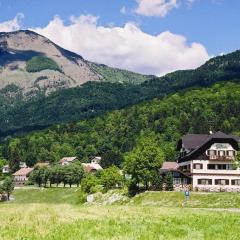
[0,204,240,239]
[1,189,240,239]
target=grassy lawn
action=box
[12,187,84,204]
[0,189,240,239]
[132,191,240,209]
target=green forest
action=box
[1,82,239,171]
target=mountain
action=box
[0,30,151,97]
[1,30,240,138]
[1,82,239,167]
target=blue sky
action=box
[0,0,239,75]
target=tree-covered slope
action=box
[1,82,239,168]
[1,49,240,137]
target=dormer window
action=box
[218,150,225,156]
[207,150,216,156]
[227,151,236,157]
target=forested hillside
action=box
[2,50,240,137]
[1,82,239,169]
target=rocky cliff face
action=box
[0,30,101,96]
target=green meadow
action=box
[0,189,240,240]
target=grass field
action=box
[0,189,240,240]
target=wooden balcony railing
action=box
[209,155,234,161]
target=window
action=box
[231,180,240,186]
[182,178,188,184]
[207,150,218,156]
[198,179,212,185]
[181,165,190,172]
[215,179,229,185]
[227,151,236,157]
[207,164,233,170]
[218,150,225,156]
[173,178,181,185]
[193,163,203,170]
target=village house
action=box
[82,157,103,173]
[13,167,34,186]
[160,162,191,191]
[82,162,103,173]
[58,156,103,173]
[58,157,79,166]
[19,162,27,168]
[175,131,240,192]
[2,165,10,174]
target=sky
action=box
[0,0,239,76]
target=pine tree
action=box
[165,172,173,191]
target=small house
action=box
[19,162,27,168]
[82,162,103,173]
[2,165,10,174]
[91,156,101,164]
[160,162,191,191]
[13,167,34,186]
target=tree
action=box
[42,167,50,187]
[29,168,45,187]
[71,164,85,187]
[233,151,240,169]
[152,173,163,191]
[124,134,165,191]
[8,139,22,173]
[1,177,14,200]
[81,175,99,194]
[100,166,123,191]
[165,172,173,191]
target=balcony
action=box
[209,155,234,161]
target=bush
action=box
[26,56,62,73]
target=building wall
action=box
[192,174,240,192]
[14,175,28,185]
[178,141,240,192]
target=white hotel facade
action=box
[177,131,240,192]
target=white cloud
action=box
[32,15,209,76]
[0,13,24,32]
[134,0,179,17]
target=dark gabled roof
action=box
[178,131,239,163]
[177,134,209,151]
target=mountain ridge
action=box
[0,30,152,97]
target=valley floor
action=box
[0,189,240,240]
